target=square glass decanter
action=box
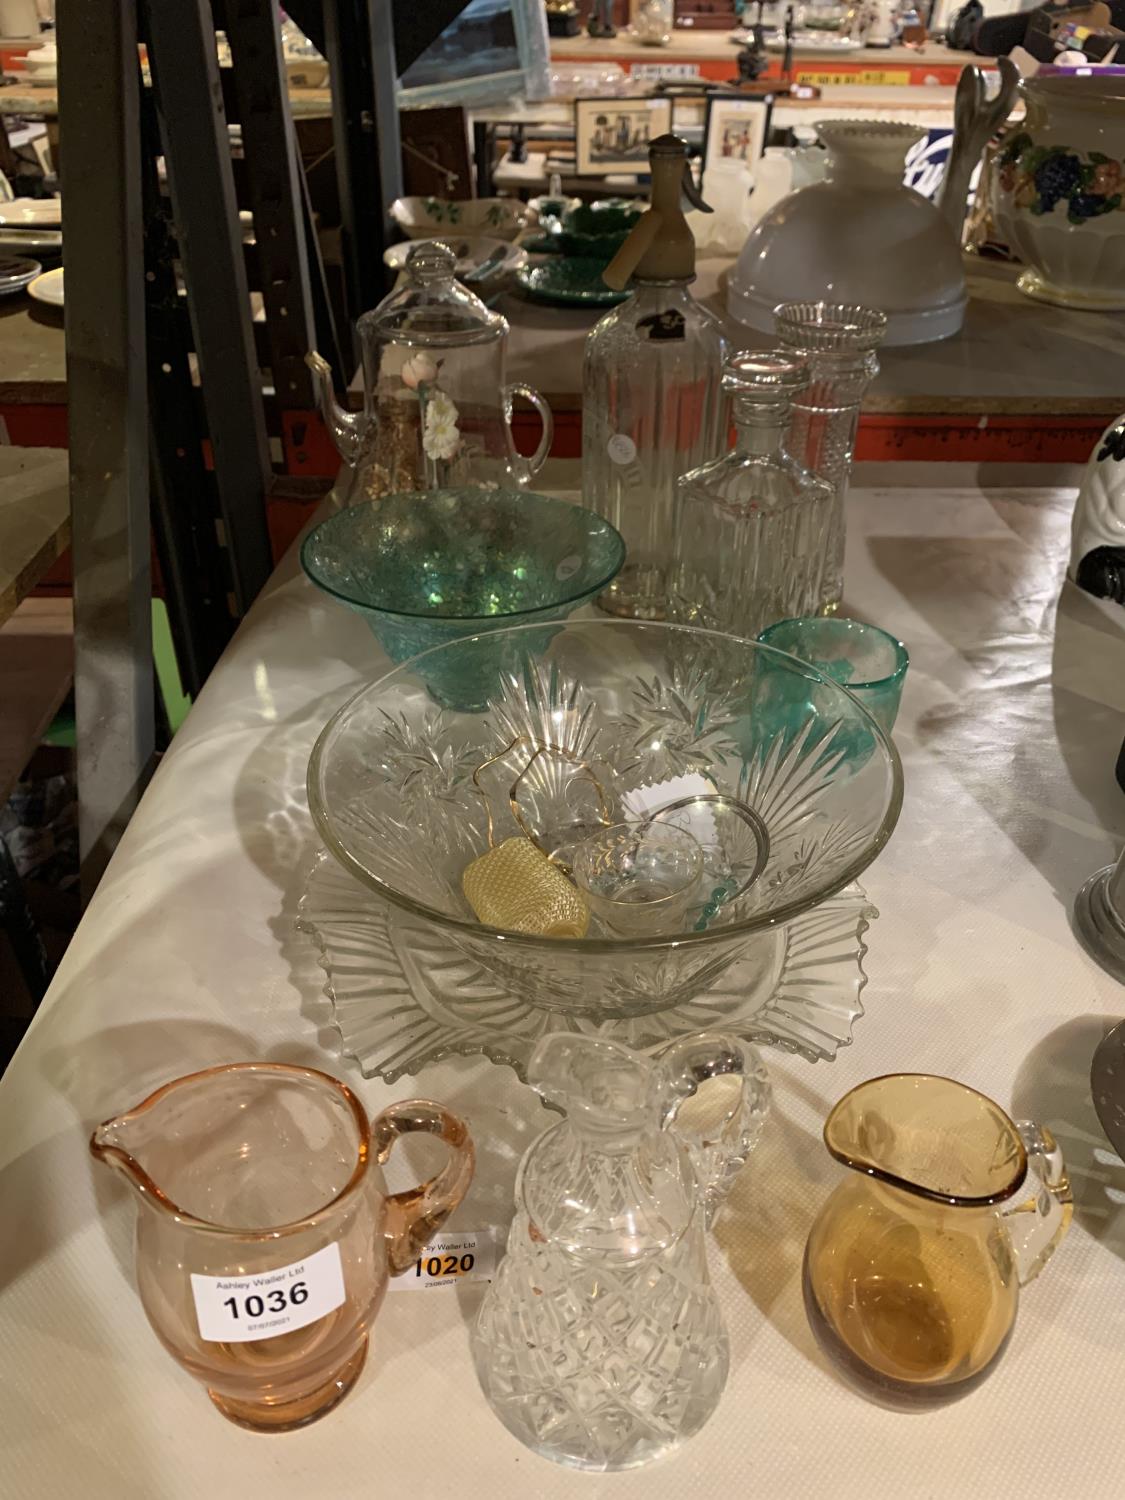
[671,351,834,639]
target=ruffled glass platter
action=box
[297,849,877,1084]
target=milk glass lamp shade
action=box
[728,121,967,346]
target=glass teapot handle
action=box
[655,1032,771,1226]
[503,382,553,487]
[1002,1121,1073,1286]
[370,1100,475,1274]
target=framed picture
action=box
[702,96,771,186]
[397,0,551,112]
[574,97,675,176]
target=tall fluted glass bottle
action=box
[584,134,727,620]
[773,302,887,613]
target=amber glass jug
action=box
[91,1063,473,1431]
[803,1074,1071,1409]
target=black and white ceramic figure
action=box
[1070,415,1125,606]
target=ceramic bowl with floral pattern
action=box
[390,196,531,242]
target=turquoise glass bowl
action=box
[301,490,625,710]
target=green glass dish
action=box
[301,489,626,711]
[556,200,644,259]
[521,233,563,255]
[517,257,629,307]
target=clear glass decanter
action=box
[773,301,887,613]
[471,1031,770,1472]
[671,351,834,639]
[583,134,728,620]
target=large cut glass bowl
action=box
[307,619,902,1018]
[301,490,625,711]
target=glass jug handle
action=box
[656,1032,771,1226]
[1003,1121,1074,1286]
[503,382,553,486]
[370,1100,475,1274]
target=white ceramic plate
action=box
[27,266,63,307]
[383,235,526,280]
[0,198,62,227]
[0,227,61,254]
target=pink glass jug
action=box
[91,1062,473,1431]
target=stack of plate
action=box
[0,255,41,298]
[0,198,62,259]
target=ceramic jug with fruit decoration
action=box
[993,73,1125,309]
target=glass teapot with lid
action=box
[308,242,553,504]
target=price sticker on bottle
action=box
[392,1230,497,1292]
[190,1242,346,1343]
[607,433,637,466]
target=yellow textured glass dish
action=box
[803,1074,1072,1409]
[462,836,589,937]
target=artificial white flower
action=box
[402,352,438,390]
[423,389,461,461]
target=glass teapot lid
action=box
[358,241,508,349]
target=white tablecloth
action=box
[3,483,1125,1498]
